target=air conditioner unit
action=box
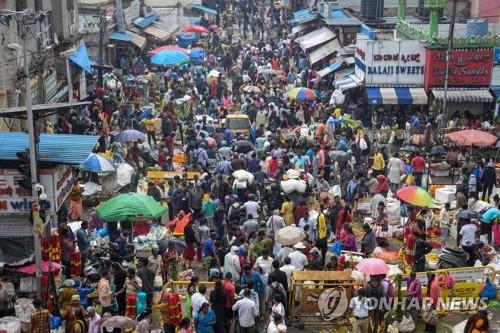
[142,5,153,17]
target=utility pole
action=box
[442,0,457,117]
[21,19,43,300]
[98,7,105,88]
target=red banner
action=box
[424,48,494,90]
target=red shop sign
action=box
[424,48,494,90]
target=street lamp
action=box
[60,48,77,102]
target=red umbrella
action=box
[182,25,209,33]
[148,45,188,56]
[445,129,497,147]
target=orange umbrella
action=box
[174,213,192,234]
[445,129,497,147]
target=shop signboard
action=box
[358,40,426,86]
[0,166,73,214]
[354,37,367,82]
[424,48,494,90]
[490,47,500,88]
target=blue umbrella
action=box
[151,50,190,66]
[482,208,500,223]
[116,129,145,142]
[138,107,153,121]
[81,153,116,173]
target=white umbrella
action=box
[275,226,305,246]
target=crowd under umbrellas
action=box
[10,1,500,333]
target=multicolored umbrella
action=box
[96,193,166,222]
[445,129,497,147]
[182,24,209,33]
[148,45,188,55]
[81,153,116,173]
[151,50,190,66]
[356,258,390,276]
[396,186,434,207]
[288,87,317,100]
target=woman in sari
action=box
[193,302,216,333]
[163,242,179,281]
[68,180,83,220]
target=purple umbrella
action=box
[116,129,145,142]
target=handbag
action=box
[422,308,438,326]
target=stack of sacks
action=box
[232,170,254,187]
[281,169,307,194]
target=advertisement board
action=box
[356,40,426,86]
[0,166,73,214]
[354,37,367,82]
[424,48,494,89]
[490,47,500,88]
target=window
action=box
[66,0,74,11]
[15,0,27,11]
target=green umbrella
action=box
[96,193,166,222]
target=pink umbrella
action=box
[445,129,497,147]
[148,45,188,56]
[355,258,390,276]
[182,25,209,33]
[15,261,62,275]
[97,316,137,329]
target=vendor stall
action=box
[290,270,359,326]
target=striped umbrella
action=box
[396,186,434,207]
[81,154,116,173]
[288,87,317,100]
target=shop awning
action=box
[292,23,309,34]
[317,61,343,78]
[431,89,494,103]
[109,32,133,42]
[289,9,318,24]
[367,87,428,105]
[144,26,170,41]
[127,30,147,49]
[334,74,362,91]
[309,39,340,65]
[189,4,217,15]
[68,43,92,73]
[296,27,335,51]
[134,13,160,29]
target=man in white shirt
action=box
[460,220,478,265]
[233,289,259,333]
[190,285,208,312]
[243,197,260,219]
[277,245,293,265]
[439,203,451,246]
[349,288,372,333]
[279,257,296,288]
[254,250,273,274]
[267,211,286,235]
[288,242,308,270]
[298,211,316,241]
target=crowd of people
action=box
[20,0,500,332]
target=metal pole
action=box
[442,0,457,117]
[66,57,73,102]
[23,25,43,299]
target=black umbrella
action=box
[456,210,481,220]
[166,236,187,253]
[231,140,253,153]
[430,145,446,155]
[400,145,420,153]
[329,150,349,162]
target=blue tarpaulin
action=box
[109,32,133,42]
[330,10,348,19]
[189,4,217,15]
[69,43,92,73]
[360,24,376,40]
[293,9,311,20]
[134,13,160,29]
[329,61,343,71]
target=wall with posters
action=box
[0,165,73,215]
[355,39,426,86]
[491,48,500,89]
[424,48,494,90]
